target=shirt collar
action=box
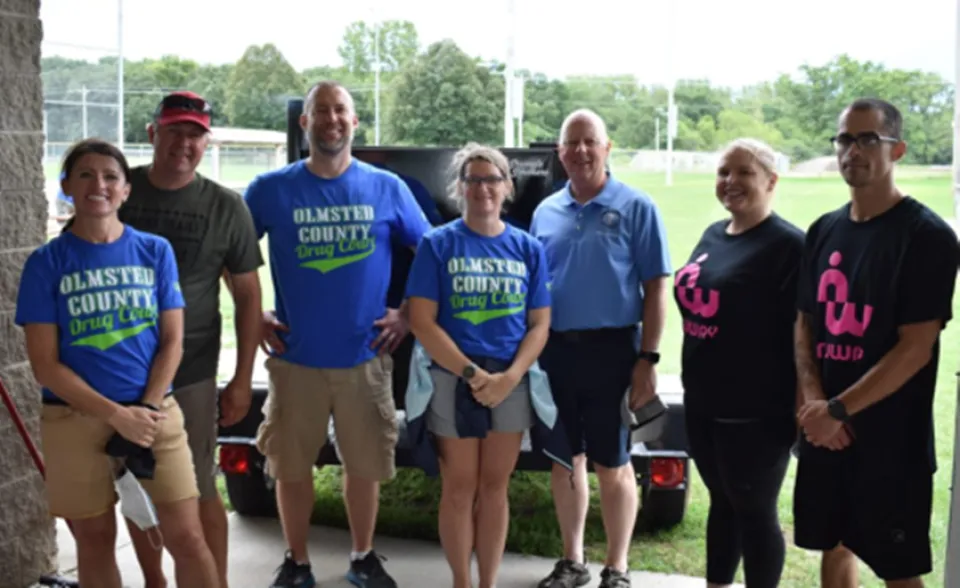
[561,173,618,208]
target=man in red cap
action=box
[118,90,265,588]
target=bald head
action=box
[305,80,355,114]
[559,109,609,145]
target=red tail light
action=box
[219,444,250,475]
[650,458,685,488]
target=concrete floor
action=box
[53,511,734,587]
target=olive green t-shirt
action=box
[119,166,263,389]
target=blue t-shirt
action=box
[244,159,432,369]
[405,219,551,362]
[14,226,185,404]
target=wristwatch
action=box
[637,350,661,365]
[827,397,849,422]
[461,363,477,380]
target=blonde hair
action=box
[447,143,515,211]
[720,138,778,176]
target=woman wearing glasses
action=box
[15,138,220,588]
[405,143,570,588]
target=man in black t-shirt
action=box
[794,98,960,587]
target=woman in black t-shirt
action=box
[673,138,803,588]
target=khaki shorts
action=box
[172,379,219,500]
[40,395,199,521]
[255,355,398,483]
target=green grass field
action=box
[215,168,959,587]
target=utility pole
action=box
[946,7,960,587]
[81,86,89,138]
[116,0,124,150]
[664,1,676,187]
[370,4,381,146]
[503,0,516,148]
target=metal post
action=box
[116,0,124,150]
[373,17,381,146]
[81,86,88,138]
[664,1,676,187]
[503,0,515,148]
[946,8,960,587]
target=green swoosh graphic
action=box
[453,306,524,326]
[299,244,376,273]
[71,322,155,351]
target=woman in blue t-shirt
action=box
[673,138,804,588]
[15,138,220,587]
[405,143,553,588]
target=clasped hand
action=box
[469,368,519,408]
[108,405,167,448]
[797,398,854,451]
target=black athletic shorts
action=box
[793,445,933,581]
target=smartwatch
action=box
[637,350,661,365]
[827,397,849,423]
[461,364,477,380]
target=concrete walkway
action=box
[54,511,731,587]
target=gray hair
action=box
[447,143,515,211]
[559,108,609,144]
[720,137,778,176]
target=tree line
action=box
[41,20,955,165]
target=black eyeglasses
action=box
[155,94,212,117]
[829,131,899,151]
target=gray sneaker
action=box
[599,566,631,588]
[537,559,591,588]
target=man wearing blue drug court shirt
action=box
[529,109,672,588]
[245,80,431,588]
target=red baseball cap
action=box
[154,91,212,131]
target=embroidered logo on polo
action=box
[447,257,527,325]
[60,267,160,351]
[293,205,376,273]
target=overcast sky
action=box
[41,0,956,89]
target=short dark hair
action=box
[304,80,353,113]
[843,98,903,140]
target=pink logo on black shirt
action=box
[815,251,871,361]
[676,253,719,339]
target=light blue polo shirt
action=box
[529,175,671,332]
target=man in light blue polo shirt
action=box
[530,109,672,588]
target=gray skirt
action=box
[426,368,533,438]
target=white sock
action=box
[351,550,370,561]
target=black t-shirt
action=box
[674,213,804,420]
[796,196,959,472]
[119,167,264,389]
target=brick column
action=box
[0,2,59,587]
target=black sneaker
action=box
[346,551,397,588]
[537,558,591,588]
[269,552,316,588]
[599,566,631,588]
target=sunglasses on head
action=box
[155,94,212,117]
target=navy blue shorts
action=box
[539,327,636,468]
[793,445,933,581]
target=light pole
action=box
[371,13,381,145]
[503,0,516,147]
[116,0,124,150]
[946,6,960,585]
